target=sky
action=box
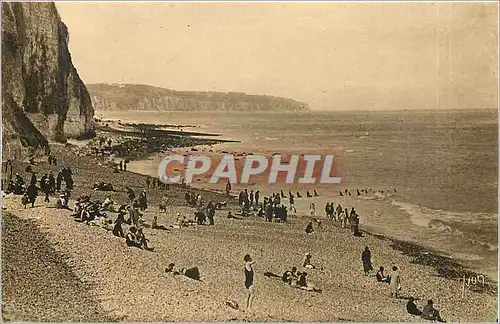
[56,2,498,111]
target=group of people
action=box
[126,187,148,210]
[236,189,292,222]
[361,246,446,322]
[6,162,74,209]
[235,188,320,218]
[338,188,397,197]
[324,203,362,235]
[194,200,217,225]
[3,153,448,321]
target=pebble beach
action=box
[1,126,497,322]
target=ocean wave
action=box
[391,200,497,250]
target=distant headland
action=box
[87,83,309,112]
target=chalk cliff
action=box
[88,84,309,112]
[2,2,94,158]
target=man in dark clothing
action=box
[362,246,373,275]
[112,211,125,237]
[225,181,231,196]
[249,190,254,206]
[48,172,56,193]
[243,189,249,205]
[406,297,422,316]
[305,221,314,234]
[62,168,74,190]
[238,191,244,206]
[56,170,63,191]
[30,173,37,186]
[119,160,123,171]
[26,183,38,208]
[195,210,206,225]
[255,190,260,206]
[207,201,215,225]
[138,190,148,210]
[43,178,51,203]
[127,187,136,202]
[376,266,391,283]
[40,174,48,191]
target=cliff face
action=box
[88,84,309,112]
[1,2,94,158]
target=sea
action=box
[99,109,498,277]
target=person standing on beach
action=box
[238,191,244,206]
[244,254,255,312]
[362,246,373,275]
[30,173,37,186]
[48,172,55,194]
[127,187,135,202]
[255,190,260,206]
[289,193,296,213]
[5,158,13,179]
[309,202,316,217]
[225,180,231,196]
[390,266,401,298]
[26,182,38,208]
[119,160,123,171]
[139,190,148,210]
[42,178,51,203]
[56,170,63,191]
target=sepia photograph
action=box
[1,1,498,322]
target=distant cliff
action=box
[88,84,309,112]
[2,2,95,158]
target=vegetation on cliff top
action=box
[88,83,310,112]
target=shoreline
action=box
[121,144,498,282]
[1,121,497,321]
[92,118,497,282]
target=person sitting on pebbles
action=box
[137,228,154,251]
[376,266,391,284]
[152,215,168,230]
[296,272,322,293]
[282,266,299,285]
[125,226,142,248]
[302,253,316,269]
[421,300,446,322]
